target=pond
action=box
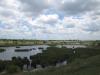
[0,45,49,60]
[0,45,86,60]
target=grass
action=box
[74,48,100,58]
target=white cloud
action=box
[0,0,100,40]
[31,14,59,26]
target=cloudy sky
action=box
[0,0,100,40]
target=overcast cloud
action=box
[0,0,100,40]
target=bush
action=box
[6,65,20,73]
[0,60,5,72]
[30,47,74,67]
[74,48,100,58]
[0,48,5,52]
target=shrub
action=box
[6,65,20,73]
[30,47,74,67]
[0,48,5,52]
[0,60,5,72]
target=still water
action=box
[0,45,86,60]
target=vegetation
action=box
[74,48,100,58]
[30,47,74,68]
[2,54,100,75]
[6,65,20,73]
[12,57,30,70]
[0,46,100,75]
[0,48,5,52]
[0,39,100,46]
[0,60,6,72]
[0,57,30,74]
[0,39,44,46]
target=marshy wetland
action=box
[0,40,100,75]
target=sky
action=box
[0,0,100,40]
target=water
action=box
[0,45,49,60]
[56,45,86,48]
[0,45,86,60]
[63,45,86,48]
